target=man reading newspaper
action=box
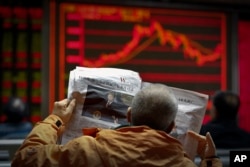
[63,67,209,160]
[12,67,222,167]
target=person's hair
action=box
[130,83,178,132]
[212,90,240,119]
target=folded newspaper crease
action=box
[61,66,208,160]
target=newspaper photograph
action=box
[81,85,132,125]
[61,66,208,160]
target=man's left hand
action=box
[52,99,76,124]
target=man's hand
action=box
[187,130,216,159]
[52,99,76,124]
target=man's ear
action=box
[165,121,175,133]
[127,107,132,123]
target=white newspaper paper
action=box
[61,67,208,161]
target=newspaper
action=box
[61,67,208,161]
[170,87,208,160]
[61,67,142,144]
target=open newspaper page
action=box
[170,86,208,160]
[61,67,142,144]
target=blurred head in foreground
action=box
[3,97,29,123]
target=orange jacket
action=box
[12,115,222,167]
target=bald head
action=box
[129,84,178,132]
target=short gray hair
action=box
[130,83,178,131]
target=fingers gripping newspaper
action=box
[61,67,208,161]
